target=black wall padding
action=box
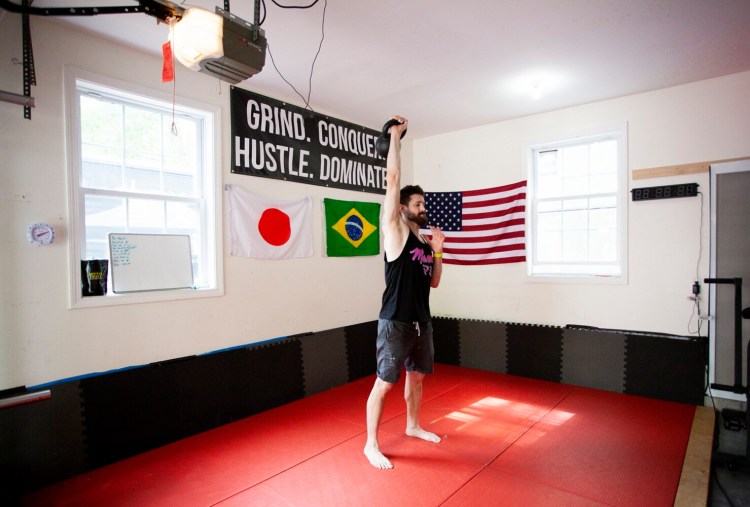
[0,381,86,496]
[300,328,349,396]
[82,360,186,468]
[624,334,705,405]
[561,328,626,393]
[457,320,507,373]
[506,323,563,382]
[432,317,461,365]
[81,339,304,469]
[1,318,708,500]
[345,321,378,381]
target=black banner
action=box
[230,88,386,194]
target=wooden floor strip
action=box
[674,405,715,507]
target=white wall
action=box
[0,16,406,390]
[2,14,749,392]
[415,71,750,333]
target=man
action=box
[364,115,445,470]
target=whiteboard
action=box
[109,233,194,293]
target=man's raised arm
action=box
[381,116,408,261]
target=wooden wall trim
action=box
[632,156,749,180]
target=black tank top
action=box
[379,231,434,322]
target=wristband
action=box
[433,252,443,259]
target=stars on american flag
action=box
[426,192,462,231]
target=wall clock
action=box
[631,183,699,201]
[27,223,55,246]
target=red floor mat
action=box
[218,432,482,507]
[380,369,573,464]
[23,367,696,507]
[23,403,364,507]
[443,467,610,507]
[489,386,696,506]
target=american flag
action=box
[420,180,526,265]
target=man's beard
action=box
[404,210,428,227]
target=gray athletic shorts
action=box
[376,319,434,384]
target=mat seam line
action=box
[438,388,578,506]
[210,376,479,505]
[208,426,371,506]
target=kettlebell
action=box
[374,118,407,158]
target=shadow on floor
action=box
[709,405,749,507]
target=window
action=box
[66,69,222,306]
[527,127,627,279]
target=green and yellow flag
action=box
[323,198,380,257]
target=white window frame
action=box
[525,124,628,284]
[64,67,223,308]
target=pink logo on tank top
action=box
[409,247,433,277]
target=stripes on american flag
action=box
[420,180,527,265]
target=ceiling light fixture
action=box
[530,80,543,100]
[170,7,267,84]
[503,69,567,101]
[171,7,224,71]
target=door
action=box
[709,159,750,400]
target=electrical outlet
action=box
[692,281,701,295]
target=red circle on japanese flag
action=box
[258,208,291,246]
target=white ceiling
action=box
[23,0,750,138]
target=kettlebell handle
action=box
[375,118,408,157]
[381,118,407,139]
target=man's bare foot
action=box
[406,427,441,443]
[364,446,393,469]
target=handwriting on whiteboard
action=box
[110,235,138,267]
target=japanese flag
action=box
[227,185,313,259]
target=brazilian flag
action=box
[324,198,380,257]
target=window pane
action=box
[590,207,616,230]
[530,131,623,277]
[590,196,616,208]
[536,150,561,199]
[590,172,617,194]
[590,139,617,174]
[80,95,123,188]
[537,230,562,261]
[128,199,165,231]
[81,95,203,198]
[124,165,159,192]
[166,201,199,232]
[537,199,561,213]
[562,209,588,232]
[164,116,200,175]
[124,107,162,172]
[563,175,588,196]
[562,144,588,177]
[165,202,202,283]
[164,171,197,196]
[563,230,588,261]
[589,228,617,261]
[82,160,122,190]
[563,198,588,211]
[537,210,562,232]
[84,194,126,259]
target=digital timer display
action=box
[631,183,699,201]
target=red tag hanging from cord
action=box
[162,40,174,82]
